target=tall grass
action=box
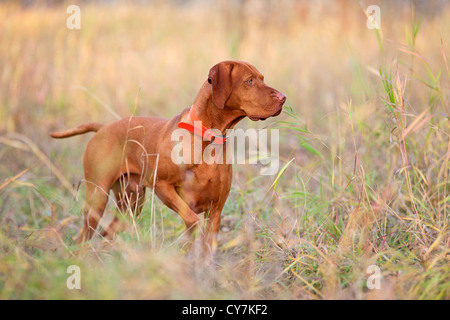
[0,1,449,299]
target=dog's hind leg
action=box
[77,182,110,243]
[101,174,146,239]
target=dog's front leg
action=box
[154,183,201,244]
[203,200,226,256]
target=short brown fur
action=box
[51,61,286,253]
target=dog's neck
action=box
[192,81,246,135]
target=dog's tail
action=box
[50,122,104,139]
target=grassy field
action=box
[0,0,449,299]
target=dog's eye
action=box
[245,79,253,85]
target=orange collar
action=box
[177,107,228,144]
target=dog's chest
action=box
[178,164,232,213]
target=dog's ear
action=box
[208,62,234,109]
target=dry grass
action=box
[0,0,449,299]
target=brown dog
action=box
[51,61,286,252]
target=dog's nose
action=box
[275,92,286,104]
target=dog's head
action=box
[208,61,286,121]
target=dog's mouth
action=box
[249,107,283,121]
[272,107,283,117]
[249,116,267,121]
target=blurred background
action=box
[0,0,449,299]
